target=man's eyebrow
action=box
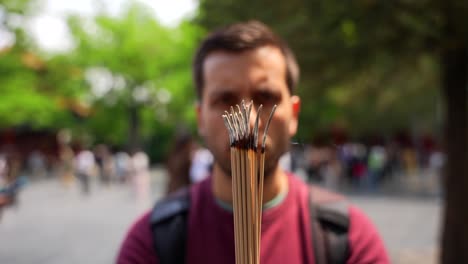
[254,85,276,91]
[253,79,280,91]
[210,88,236,96]
[254,85,281,95]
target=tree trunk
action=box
[440,42,468,263]
[128,103,141,152]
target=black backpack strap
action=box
[309,186,350,264]
[150,188,190,264]
[149,184,349,264]
[310,202,328,264]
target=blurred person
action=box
[0,152,11,219]
[402,147,418,176]
[57,130,75,186]
[381,141,401,182]
[5,147,22,184]
[304,144,323,183]
[114,150,131,183]
[417,134,435,170]
[350,143,368,190]
[279,151,293,172]
[166,133,195,194]
[27,150,47,179]
[58,143,75,187]
[288,143,309,182]
[289,143,305,172]
[0,146,26,212]
[366,145,387,191]
[0,187,17,221]
[322,147,342,191]
[0,152,7,187]
[131,150,151,206]
[74,148,95,195]
[94,144,114,186]
[338,143,354,185]
[427,147,445,195]
[189,146,213,183]
[0,169,27,220]
[0,193,13,220]
[118,21,389,264]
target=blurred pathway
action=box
[350,195,441,264]
[0,168,166,264]
[0,168,440,264]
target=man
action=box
[117,21,389,264]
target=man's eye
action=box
[254,91,279,106]
[214,95,237,107]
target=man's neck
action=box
[212,163,288,205]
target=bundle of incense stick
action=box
[222,100,277,264]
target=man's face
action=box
[196,46,300,177]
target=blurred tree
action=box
[0,1,79,137]
[196,0,441,139]
[67,3,202,151]
[197,0,468,261]
[0,0,58,128]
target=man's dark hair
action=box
[193,21,300,99]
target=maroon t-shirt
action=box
[117,174,389,264]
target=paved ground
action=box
[0,169,440,264]
[350,195,440,264]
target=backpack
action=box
[150,185,350,264]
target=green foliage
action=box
[0,0,32,13]
[0,0,81,129]
[66,3,203,156]
[195,0,466,140]
[4,0,462,155]
[0,0,203,162]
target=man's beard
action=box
[206,132,291,180]
[216,148,283,180]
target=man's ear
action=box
[289,95,301,136]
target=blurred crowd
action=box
[164,133,445,196]
[0,133,445,214]
[0,143,152,204]
[286,139,445,195]
[0,131,215,213]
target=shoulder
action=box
[117,211,158,264]
[287,172,345,204]
[309,184,346,203]
[346,205,390,264]
[304,181,390,263]
[117,179,209,264]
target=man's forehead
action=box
[203,46,284,69]
[200,46,287,99]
